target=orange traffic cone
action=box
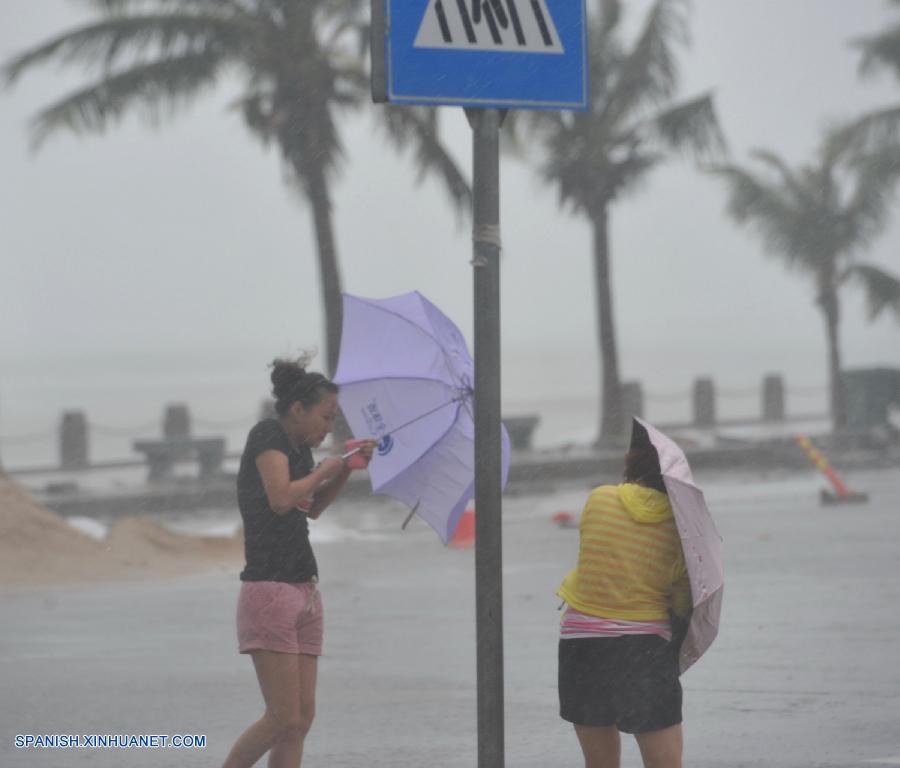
[794,435,869,505]
[449,507,475,548]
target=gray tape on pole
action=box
[473,223,502,248]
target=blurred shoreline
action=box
[8,429,900,520]
[6,424,898,521]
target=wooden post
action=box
[693,378,716,428]
[60,410,89,469]
[163,403,191,439]
[762,375,785,422]
[621,380,644,420]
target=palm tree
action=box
[3,0,469,376]
[708,137,900,431]
[520,0,725,442]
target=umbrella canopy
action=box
[334,291,510,543]
[632,417,724,673]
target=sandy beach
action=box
[1,467,899,767]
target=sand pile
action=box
[0,476,122,586]
[0,477,242,589]
[106,516,243,570]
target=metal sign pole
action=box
[466,106,504,768]
[372,6,586,764]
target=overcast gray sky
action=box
[2,0,900,464]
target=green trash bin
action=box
[842,367,900,430]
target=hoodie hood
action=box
[618,483,672,524]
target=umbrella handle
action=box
[401,500,421,530]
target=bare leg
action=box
[634,724,683,768]
[267,653,317,768]
[574,724,621,768]
[221,651,307,768]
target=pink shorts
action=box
[236,581,323,656]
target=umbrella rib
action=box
[385,397,465,438]
[460,393,476,424]
[336,374,462,388]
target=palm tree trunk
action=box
[303,159,344,377]
[299,156,352,449]
[591,207,623,443]
[819,288,847,432]
[285,149,350,449]
[281,2,343,377]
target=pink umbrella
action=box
[633,417,724,673]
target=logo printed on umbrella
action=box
[363,400,388,436]
[362,399,393,455]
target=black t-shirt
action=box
[237,419,318,583]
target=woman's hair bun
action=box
[268,351,336,416]
[270,358,306,401]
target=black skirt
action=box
[558,634,682,734]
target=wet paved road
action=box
[1,466,899,767]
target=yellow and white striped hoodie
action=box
[557,483,692,622]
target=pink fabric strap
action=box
[559,607,672,641]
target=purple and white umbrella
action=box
[334,291,510,543]
[633,417,724,673]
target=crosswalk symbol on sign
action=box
[414,0,564,54]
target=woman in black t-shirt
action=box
[222,357,374,768]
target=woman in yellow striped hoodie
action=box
[557,425,691,768]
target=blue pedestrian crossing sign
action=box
[371,0,588,111]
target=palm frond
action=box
[82,0,243,8]
[328,59,368,107]
[3,13,250,86]
[644,91,726,161]
[585,15,623,106]
[837,145,900,252]
[602,0,689,128]
[322,16,365,52]
[707,161,818,270]
[853,23,900,81]
[537,116,598,213]
[379,106,471,213]
[597,0,622,36]
[28,49,226,147]
[317,0,367,24]
[93,0,259,18]
[278,73,348,180]
[517,0,718,215]
[504,109,579,171]
[608,150,664,199]
[502,108,565,155]
[843,263,900,321]
[232,88,277,145]
[825,104,900,158]
[749,149,808,199]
